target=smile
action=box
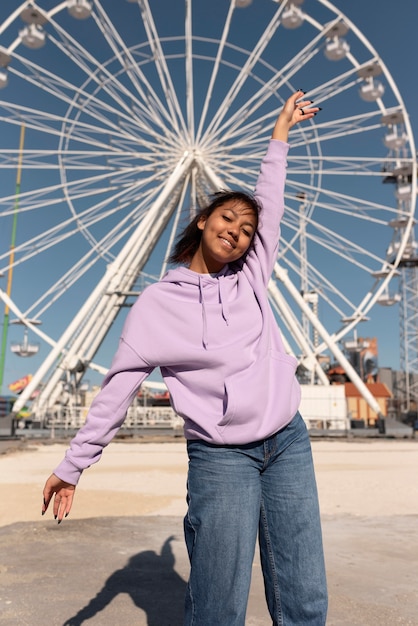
[220,237,235,249]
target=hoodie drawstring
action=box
[198,275,209,349]
[218,275,230,327]
[198,274,229,349]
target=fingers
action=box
[42,474,75,523]
[278,90,321,130]
[289,89,306,105]
[294,90,321,120]
[296,106,318,120]
[273,90,321,140]
[296,99,320,117]
[42,476,54,514]
[281,90,305,118]
[52,489,74,523]
[297,99,314,111]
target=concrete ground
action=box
[0,437,417,625]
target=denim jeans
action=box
[183,412,328,626]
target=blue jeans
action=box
[183,412,328,625]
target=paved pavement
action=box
[1,514,417,625]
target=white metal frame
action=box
[0,0,415,422]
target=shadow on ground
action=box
[1,515,418,625]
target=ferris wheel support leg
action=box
[268,279,329,385]
[274,263,385,433]
[12,152,193,418]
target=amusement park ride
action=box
[0,0,416,430]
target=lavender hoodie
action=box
[54,139,301,485]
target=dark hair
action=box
[169,190,261,265]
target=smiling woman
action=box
[40,91,329,625]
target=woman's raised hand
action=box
[272,90,320,142]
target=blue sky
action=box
[0,0,416,393]
[337,1,416,122]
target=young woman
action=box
[42,91,327,625]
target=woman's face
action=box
[189,200,257,273]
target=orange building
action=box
[345,382,392,427]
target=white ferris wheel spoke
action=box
[131,0,187,137]
[195,1,235,143]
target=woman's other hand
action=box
[42,473,76,523]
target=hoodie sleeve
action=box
[53,337,153,485]
[246,139,289,285]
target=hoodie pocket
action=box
[217,351,299,436]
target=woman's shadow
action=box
[63,535,187,626]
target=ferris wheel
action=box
[0,0,415,419]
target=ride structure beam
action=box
[267,279,330,385]
[273,263,384,423]
[12,151,193,416]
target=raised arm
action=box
[247,91,320,283]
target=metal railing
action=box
[44,405,183,431]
